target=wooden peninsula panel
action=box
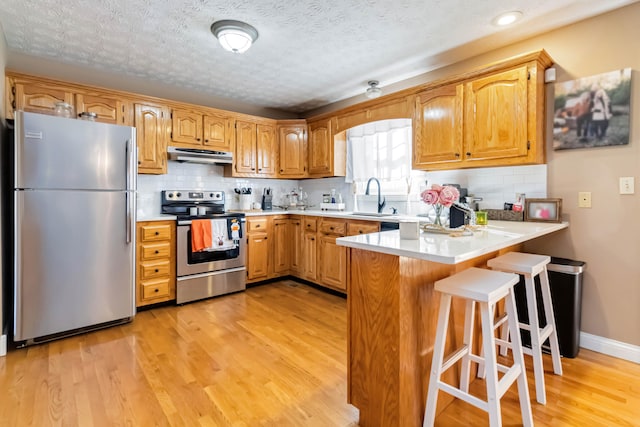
[348,243,522,427]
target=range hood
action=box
[167,147,233,165]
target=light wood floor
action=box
[0,280,639,426]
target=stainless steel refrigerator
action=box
[13,111,137,344]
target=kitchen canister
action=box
[240,194,252,211]
[399,220,420,240]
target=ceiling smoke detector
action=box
[211,20,259,54]
[366,80,382,99]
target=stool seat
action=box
[487,252,550,276]
[486,251,563,406]
[435,267,519,302]
[424,267,533,427]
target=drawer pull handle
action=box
[359,230,363,234]
[154,269,159,273]
[154,288,159,293]
[155,231,160,235]
[155,250,160,254]
[311,237,315,241]
[330,227,334,230]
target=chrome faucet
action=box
[365,177,386,214]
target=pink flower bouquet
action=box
[420,184,460,227]
[420,184,460,208]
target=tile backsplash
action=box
[137,161,546,218]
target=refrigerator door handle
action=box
[126,139,132,190]
[126,191,132,244]
[125,139,133,244]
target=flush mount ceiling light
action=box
[366,80,382,99]
[211,20,259,53]
[492,11,523,27]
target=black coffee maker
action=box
[444,184,469,228]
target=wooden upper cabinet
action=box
[412,52,550,171]
[76,93,132,125]
[308,118,345,178]
[256,123,277,175]
[278,121,307,178]
[13,82,74,116]
[171,109,234,151]
[171,109,202,145]
[229,120,277,177]
[135,103,169,174]
[464,66,528,161]
[204,114,233,151]
[413,84,464,168]
[234,120,258,173]
[308,118,331,176]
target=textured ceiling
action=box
[0,0,636,113]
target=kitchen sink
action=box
[350,212,396,217]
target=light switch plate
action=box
[578,192,591,208]
[619,177,635,194]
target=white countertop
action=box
[336,221,569,265]
[238,209,426,222]
[136,214,177,222]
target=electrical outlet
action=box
[578,192,591,208]
[619,177,635,194]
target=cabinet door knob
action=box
[205,139,209,142]
[455,153,460,157]
[311,237,315,241]
[196,138,201,141]
[280,169,284,172]
[466,152,471,156]
[359,230,363,234]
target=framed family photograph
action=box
[553,68,631,150]
[524,198,563,223]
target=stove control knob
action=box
[209,193,214,198]
[176,192,182,198]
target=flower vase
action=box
[432,204,444,227]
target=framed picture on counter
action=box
[524,198,562,223]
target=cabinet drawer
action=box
[139,223,172,242]
[140,259,171,280]
[319,219,346,236]
[247,217,268,232]
[141,278,171,300]
[347,221,380,236]
[303,218,317,232]
[139,241,171,260]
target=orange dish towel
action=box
[191,219,212,252]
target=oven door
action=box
[176,217,246,277]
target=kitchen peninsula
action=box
[337,221,568,426]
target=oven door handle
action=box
[178,217,246,226]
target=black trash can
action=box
[513,257,586,358]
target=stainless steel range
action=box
[161,190,246,304]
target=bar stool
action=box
[423,267,533,427]
[487,252,563,405]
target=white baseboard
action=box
[580,332,640,364]
[0,334,6,357]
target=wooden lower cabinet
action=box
[273,218,291,274]
[317,218,348,291]
[318,234,347,291]
[136,220,176,307]
[289,217,302,274]
[245,215,380,293]
[246,216,270,281]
